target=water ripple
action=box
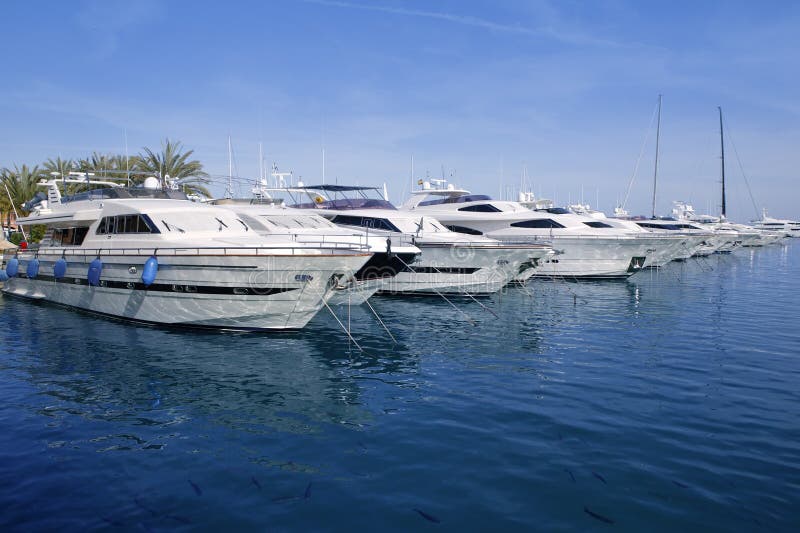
[1,243,799,530]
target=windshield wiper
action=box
[162,220,186,233]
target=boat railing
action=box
[418,240,553,249]
[14,242,371,258]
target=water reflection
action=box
[0,299,420,441]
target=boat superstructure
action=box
[2,178,373,329]
[211,197,421,304]
[272,184,552,294]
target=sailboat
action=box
[672,107,762,250]
[607,95,713,264]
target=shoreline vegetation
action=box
[1,139,207,244]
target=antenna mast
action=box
[258,142,264,182]
[719,106,726,219]
[651,94,662,218]
[226,135,233,198]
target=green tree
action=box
[0,164,46,241]
[43,156,76,179]
[134,139,210,197]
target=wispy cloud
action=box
[304,0,622,47]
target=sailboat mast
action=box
[651,94,662,218]
[719,106,726,218]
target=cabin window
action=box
[331,215,401,233]
[535,207,570,215]
[444,225,483,235]
[50,227,90,245]
[510,219,565,229]
[638,222,681,230]
[458,204,501,213]
[583,221,613,228]
[96,214,160,235]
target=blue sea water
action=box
[1,244,799,532]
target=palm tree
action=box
[1,165,45,241]
[0,177,12,238]
[43,157,76,179]
[134,139,210,197]
[1,165,44,213]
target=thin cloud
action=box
[304,0,622,47]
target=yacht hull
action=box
[3,252,371,330]
[377,244,546,295]
[487,236,651,279]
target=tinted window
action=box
[418,194,492,206]
[50,227,90,245]
[510,219,565,229]
[331,215,400,232]
[96,214,159,235]
[583,221,613,228]
[638,222,681,230]
[444,225,483,235]
[534,207,570,214]
[458,204,501,213]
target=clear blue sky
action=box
[2,0,798,219]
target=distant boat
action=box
[401,180,680,279]
[751,209,798,238]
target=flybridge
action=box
[401,179,476,209]
[25,176,188,216]
[268,184,396,211]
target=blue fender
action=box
[5,257,19,278]
[54,258,68,279]
[88,258,103,286]
[141,256,158,287]
[26,258,40,279]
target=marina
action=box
[3,1,799,530]
[1,243,797,530]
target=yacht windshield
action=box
[61,187,189,203]
[287,186,397,210]
[536,207,571,214]
[417,194,492,206]
[637,222,682,231]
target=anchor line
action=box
[309,280,364,352]
[362,297,398,344]
[394,255,478,326]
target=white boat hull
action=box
[486,235,652,279]
[3,252,371,330]
[378,244,546,295]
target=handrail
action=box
[14,243,371,258]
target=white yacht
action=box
[401,183,677,279]
[671,202,761,252]
[568,203,700,267]
[751,209,795,240]
[670,108,776,251]
[2,178,373,330]
[606,207,717,261]
[211,197,421,304]
[273,184,552,295]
